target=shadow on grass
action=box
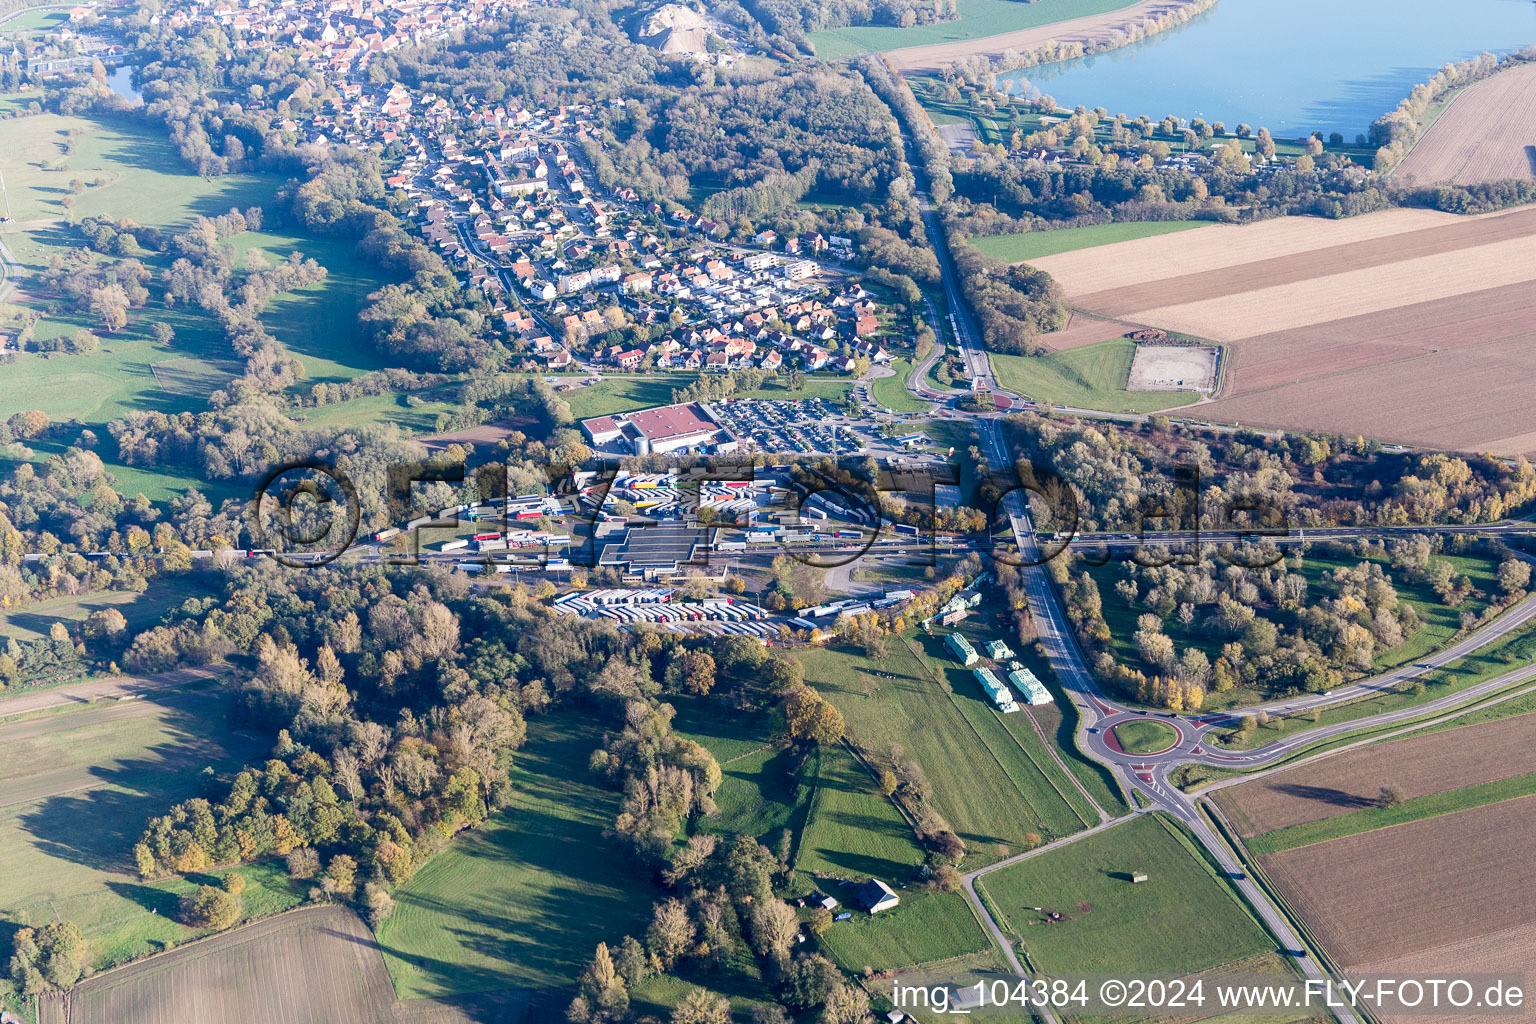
[104,879,181,918]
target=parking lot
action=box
[713,398,871,455]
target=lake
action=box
[1001,0,1536,137]
[106,65,142,105]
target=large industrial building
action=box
[581,402,738,455]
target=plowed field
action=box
[41,906,514,1024]
[1217,713,1536,836]
[1030,204,1536,452]
[1397,62,1536,186]
[1262,795,1536,968]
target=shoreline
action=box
[881,0,1215,74]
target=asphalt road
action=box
[970,414,1363,1022]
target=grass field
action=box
[1246,770,1536,855]
[4,8,69,32]
[703,744,819,846]
[0,575,217,642]
[629,963,777,1024]
[990,339,1199,414]
[808,0,1137,59]
[819,888,991,972]
[376,712,658,1008]
[799,636,1089,868]
[1111,719,1177,754]
[0,686,286,969]
[0,113,409,498]
[871,359,930,413]
[286,393,462,433]
[913,418,979,456]
[977,814,1272,975]
[971,222,1209,264]
[795,742,926,880]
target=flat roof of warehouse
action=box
[582,402,721,444]
[625,402,719,442]
[598,522,712,569]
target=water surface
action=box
[1002,0,1536,136]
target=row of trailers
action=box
[553,590,774,635]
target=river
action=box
[1000,0,1536,137]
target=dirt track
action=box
[1396,61,1536,186]
[1263,794,1536,968]
[881,0,1191,72]
[1217,713,1536,836]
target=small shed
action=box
[1131,871,1149,884]
[818,895,839,911]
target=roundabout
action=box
[1108,717,1183,756]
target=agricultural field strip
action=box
[1035,313,1139,352]
[1028,207,1468,294]
[1016,706,1109,822]
[1244,771,1536,855]
[54,906,430,1024]
[1220,279,1536,390]
[1218,710,1536,834]
[1122,231,1536,342]
[1396,61,1536,185]
[0,666,220,720]
[1347,919,1536,1020]
[1261,794,1536,968]
[1066,205,1536,316]
[0,690,228,808]
[1200,339,1536,453]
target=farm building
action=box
[973,667,1020,713]
[855,878,901,914]
[1006,665,1052,706]
[946,633,978,666]
[985,639,1014,660]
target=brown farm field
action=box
[1261,794,1536,970]
[1349,922,1536,1024]
[1216,713,1536,836]
[1396,61,1536,186]
[1036,311,1139,352]
[1030,205,1536,453]
[41,906,518,1024]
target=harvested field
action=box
[419,415,541,451]
[1126,344,1217,392]
[1035,312,1138,352]
[880,0,1199,72]
[43,906,517,1024]
[1201,339,1536,455]
[1397,62,1536,186]
[1029,204,1536,451]
[1348,922,1536,1024]
[1262,794,1536,968]
[1217,713,1536,836]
